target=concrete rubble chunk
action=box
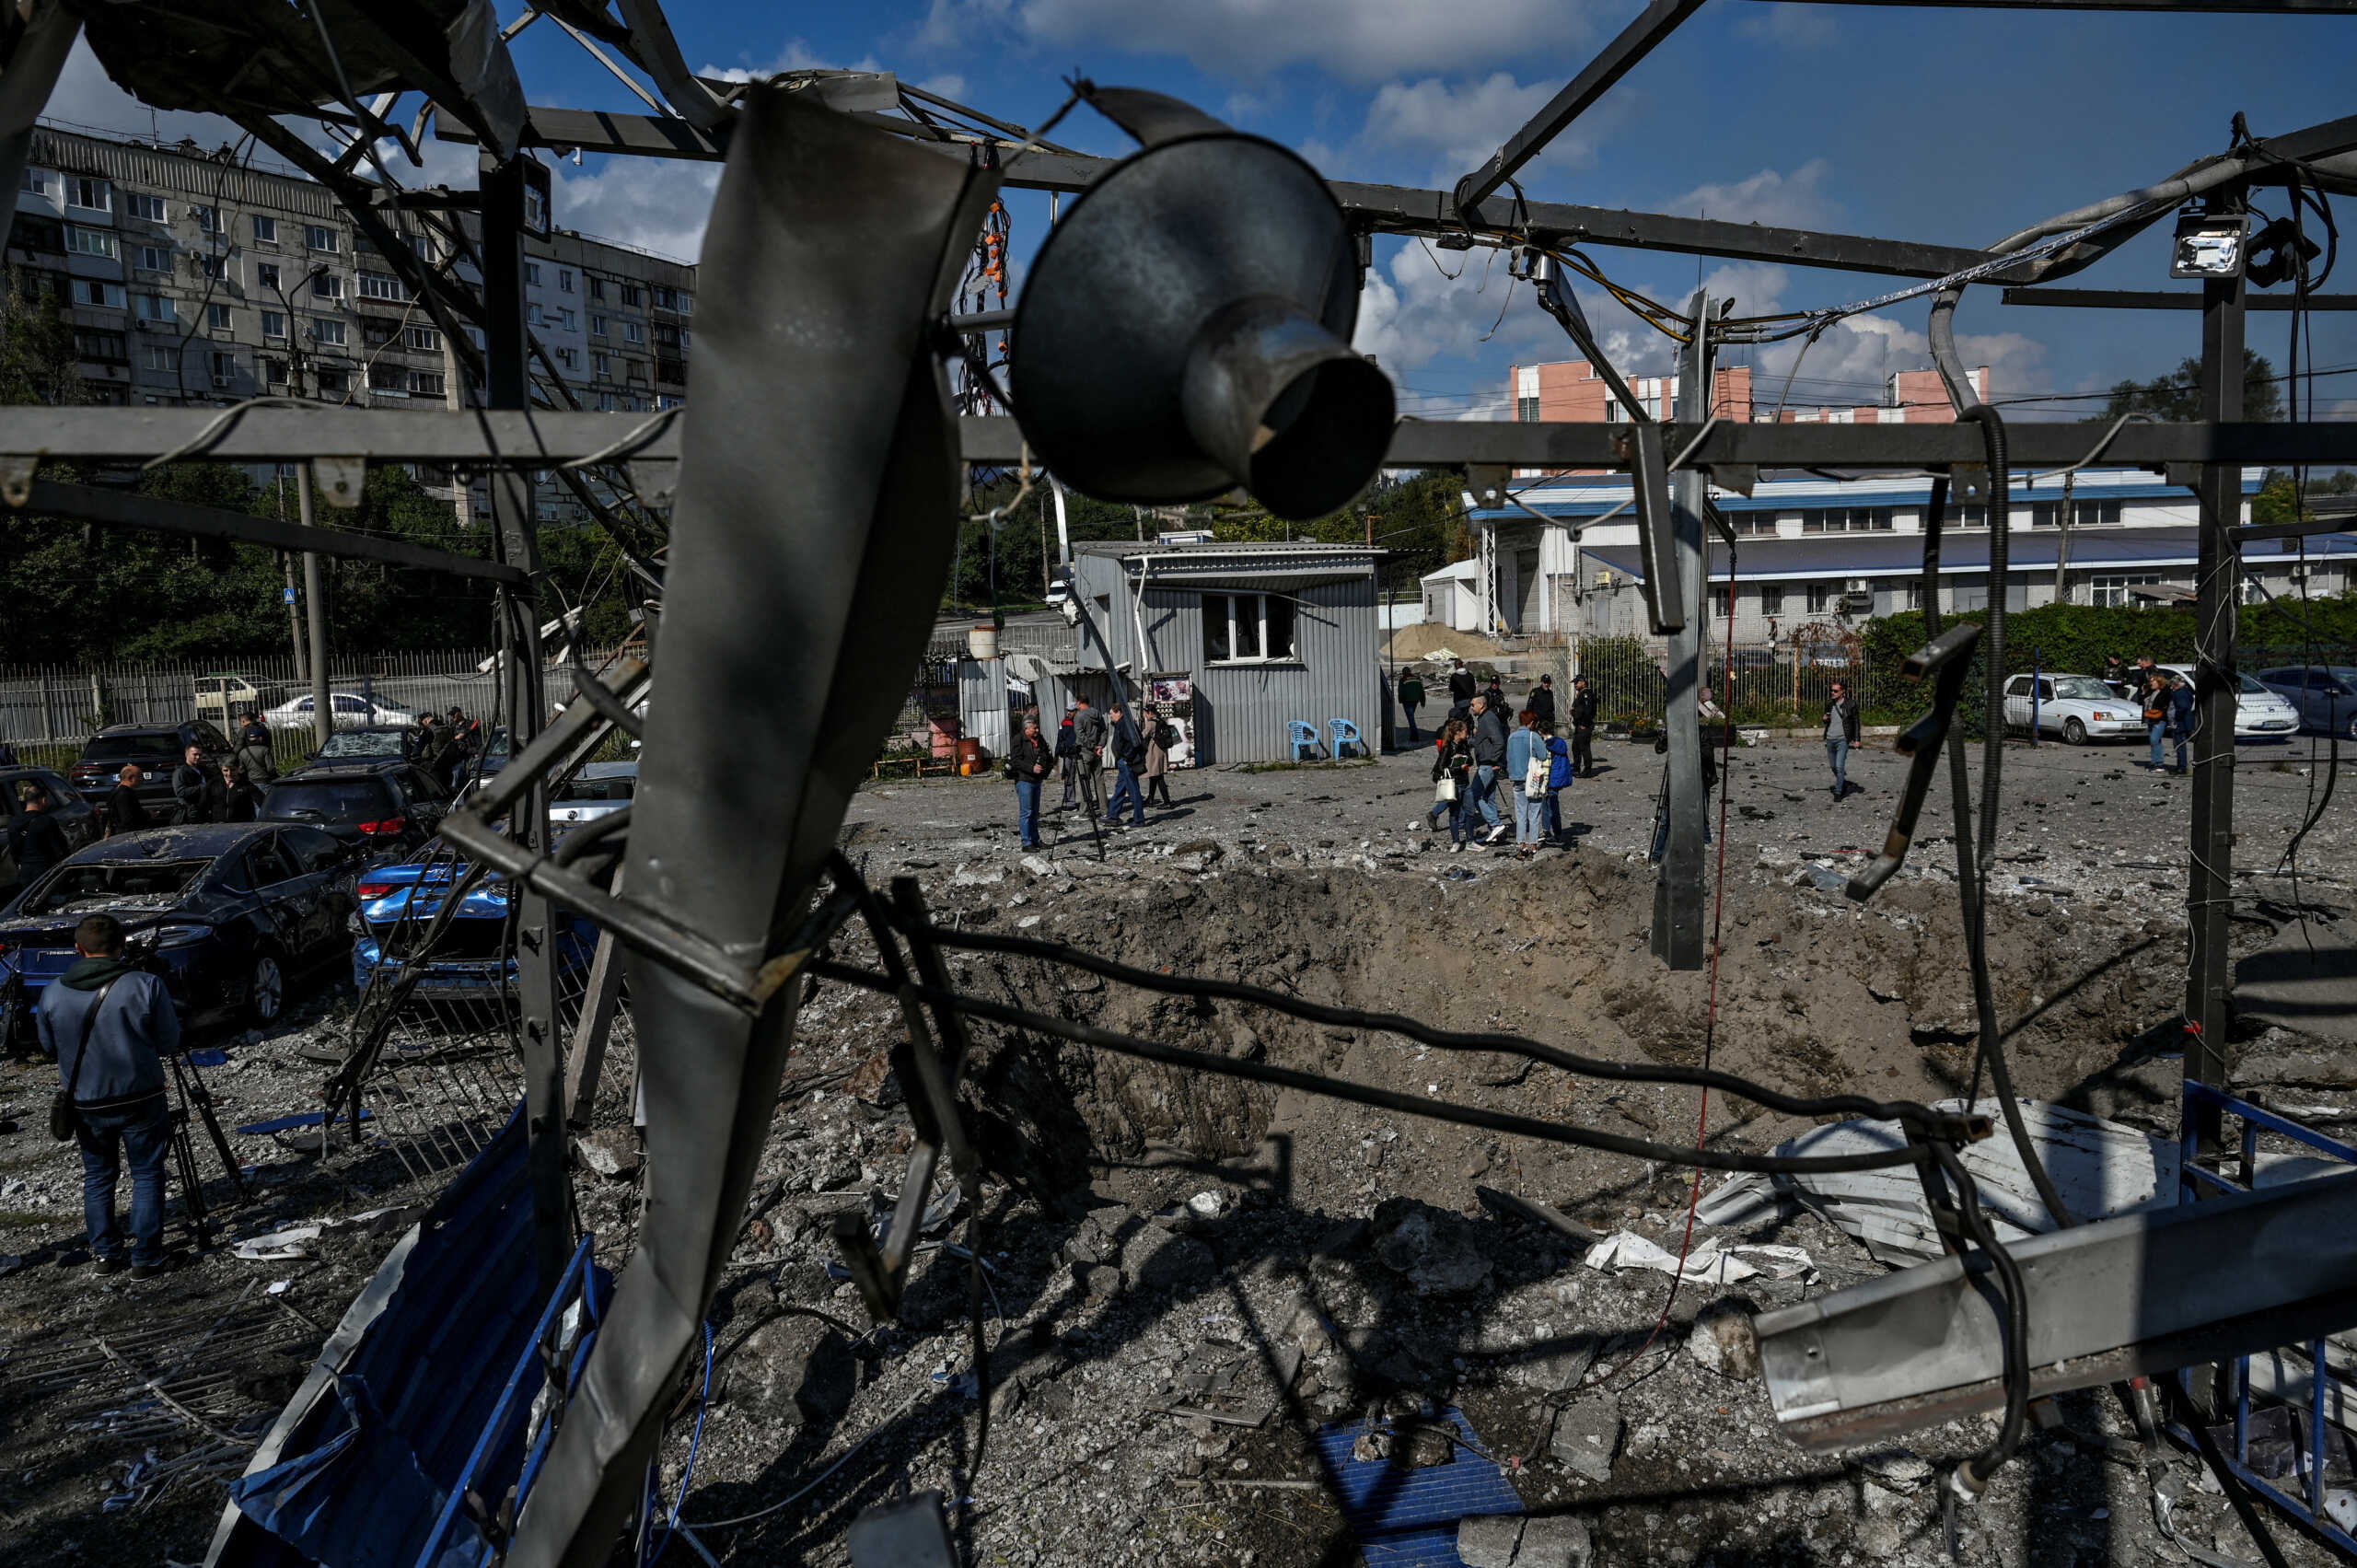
[735,1313,856,1425]
[1458,1512,1592,1568]
[1120,1224,1218,1297]
[573,1127,641,1179]
[1369,1196,1493,1296]
[1687,1296,1760,1378]
[1548,1400,1622,1482]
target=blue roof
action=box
[1583,528,2357,585]
[1472,470,2263,523]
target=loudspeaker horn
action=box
[1011,87,1394,521]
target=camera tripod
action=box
[163,1047,247,1252]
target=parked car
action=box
[0,768,100,900]
[260,763,450,853]
[2255,665,2357,741]
[2158,665,2303,740]
[294,725,424,772]
[348,842,599,1000]
[261,691,418,730]
[193,670,284,727]
[2002,673,2144,745]
[0,823,360,1038]
[69,721,235,815]
[549,762,635,828]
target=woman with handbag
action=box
[1431,718,1475,852]
[1507,708,1549,858]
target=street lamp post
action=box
[269,264,336,749]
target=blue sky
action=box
[41,1,2357,421]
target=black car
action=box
[0,822,360,1036]
[0,768,101,900]
[292,725,424,773]
[261,763,451,853]
[69,720,234,816]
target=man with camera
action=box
[41,913,181,1277]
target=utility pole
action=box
[2051,467,2075,604]
[281,551,307,684]
[1651,289,1714,971]
[481,151,572,1300]
[299,466,331,749]
[2184,189,2247,1156]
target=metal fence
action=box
[0,648,628,751]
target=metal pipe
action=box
[298,468,331,750]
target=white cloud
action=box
[1353,242,1554,378]
[698,41,883,81]
[1735,4,1841,49]
[935,0,1598,83]
[1725,266,2049,412]
[1666,160,1840,231]
[549,156,718,263]
[1361,74,1596,178]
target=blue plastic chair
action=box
[1286,720,1321,761]
[1329,717,1364,759]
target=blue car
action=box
[350,843,599,1000]
[0,823,361,1044]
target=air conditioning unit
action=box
[211,375,235,389]
[1839,578,1875,614]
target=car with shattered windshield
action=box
[349,840,600,1000]
[2001,673,2143,745]
[0,823,362,1043]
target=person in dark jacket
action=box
[220,761,264,822]
[2100,655,2131,696]
[1569,677,1600,777]
[1482,674,1508,723]
[170,744,222,824]
[410,712,441,766]
[105,766,152,837]
[1823,680,1862,800]
[6,784,71,893]
[40,912,181,1275]
[1469,696,1510,842]
[1397,669,1425,742]
[1053,703,1080,811]
[1446,663,1477,705]
[234,714,278,784]
[1006,714,1053,850]
[1103,703,1147,828]
[2165,671,2197,774]
[437,707,483,794]
[2134,661,2173,769]
[1430,718,1476,851]
[1070,693,1109,820]
[1527,674,1557,727]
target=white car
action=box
[261,691,418,730]
[2158,665,2302,740]
[549,761,635,828]
[2003,673,2144,745]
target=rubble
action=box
[1547,1400,1623,1482]
[1459,1511,1591,1567]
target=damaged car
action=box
[349,841,600,1000]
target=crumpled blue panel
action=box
[228,1375,493,1568]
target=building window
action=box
[589,313,608,337]
[141,344,180,372]
[2028,499,2124,528]
[527,302,545,326]
[2090,573,2165,609]
[18,167,45,197]
[368,363,408,393]
[361,316,400,348]
[259,355,285,386]
[306,225,340,253]
[206,302,232,331]
[210,350,238,387]
[622,319,644,345]
[128,193,166,222]
[1905,580,1925,611]
[257,261,281,293]
[133,243,169,272]
[555,345,578,369]
[557,307,576,331]
[621,284,644,307]
[592,350,611,377]
[1710,586,1732,621]
[405,324,440,351]
[194,204,221,234]
[70,278,125,308]
[314,366,348,396]
[357,271,405,300]
[74,329,127,363]
[311,318,346,346]
[1759,585,1784,618]
[1729,513,1778,536]
[559,268,575,293]
[1800,507,1896,533]
[1202,592,1297,663]
[310,272,343,300]
[63,177,110,212]
[588,276,607,300]
[525,261,541,285]
[1805,583,1832,615]
[1515,395,1539,422]
[11,215,64,252]
[199,252,228,280]
[1955,505,1988,529]
[133,292,175,322]
[250,215,277,245]
[261,310,287,340]
[66,226,116,258]
[408,368,446,397]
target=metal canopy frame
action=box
[5,3,2353,1565]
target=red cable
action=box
[1595,551,1740,1390]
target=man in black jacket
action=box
[1569,677,1599,776]
[41,912,181,1275]
[1446,662,1477,706]
[1527,674,1557,727]
[1103,703,1147,828]
[234,713,278,784]
[1469,696,1510,843]
[6,784,71,895]
[106,766,152,837]
[1823,679,1861,800]
[170,744,221,824]
[1070,693,1108,820]
[1006,713,1053,850]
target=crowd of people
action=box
[1417,668,1597,858]
[2107,654,2200,774]
[1004,691,1186,851]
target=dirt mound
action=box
[1386,621,1506,662]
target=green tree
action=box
[2106,348,2283,423]
[0,269,82,408]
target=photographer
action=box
[41,913,181,1277]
